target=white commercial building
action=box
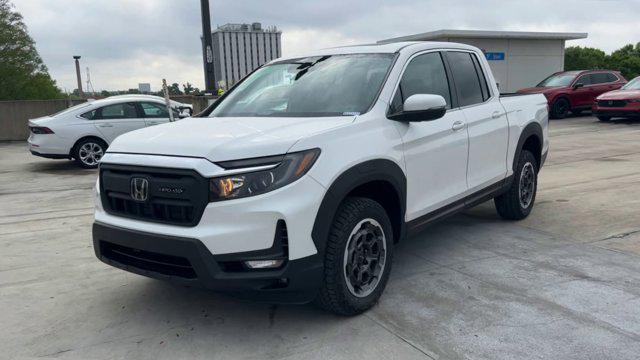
[211,23,282,89]
[379,30,587,92]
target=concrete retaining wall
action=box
[0,99,86,141]
[0,96,218,141]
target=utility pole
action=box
[73,56,84,98]
[200,0,216,94]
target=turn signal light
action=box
[244,260,284,269]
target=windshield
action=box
[622,77,640,90]
[537,72,580,87]
[210,54,395,117]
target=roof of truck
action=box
[275,41,479,62]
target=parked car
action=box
[28,96,190,168]
[518,70,626,119]
[592,76,640,121]
[105,94,194,117]
[92,42,548,315]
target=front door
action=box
[391,51,469,220]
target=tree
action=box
[565,44,640,80]
[100,90,111,97]
[565,46,608,71]
[0,0,63,100]
[182,82,194,94]
[609,43,640,80]
[168,82,182,95]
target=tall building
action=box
[211,22,282,89]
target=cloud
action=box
[12,0,640,91]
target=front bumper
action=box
[93,222,323,303]
[592,109,640,118]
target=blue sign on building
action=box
[485,52,505,61]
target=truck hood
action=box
[597,89,640,100]
[107,116,354,162]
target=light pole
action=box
[200,0,216,93]
[73,56,84,98]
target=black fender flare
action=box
[311,159,407,256]
[513,122,543,171]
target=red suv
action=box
[518,70,627,119]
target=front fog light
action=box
[244,259,284,269]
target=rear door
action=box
[445,51,509,192]
[89,102,146,142]
[591,72,620,98]
[139,102,173,126]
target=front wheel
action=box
[494,150,538,220]
[73,138,107,169]
[315,197,394,315]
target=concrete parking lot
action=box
[2,116,640,359]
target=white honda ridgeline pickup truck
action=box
[93,41,548,315]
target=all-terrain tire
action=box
[314,197,394,316]
[494,150,538,220]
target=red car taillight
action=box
[30,126,54,134]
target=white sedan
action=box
[28,95,190,168]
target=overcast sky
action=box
[13,0,640,92]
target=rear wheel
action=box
[315,197,393,316]
[551,98,570,119]
[494,150,538,220]
[73,138,106,169]
[597,116,611,122]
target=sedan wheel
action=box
[74,139,106,168]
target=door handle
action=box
[452,120,466,131]
[491,111,504,119]
[98,124,113,128]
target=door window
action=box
[140,102,170,118]
[575,74,593,86]
[447,52,485,107]
[591,73,613,84]
[390,52,452,113]
[89,103,139,120]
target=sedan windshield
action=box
[622,77,640,90]
[537,72,580,87]
[210,54,395,117]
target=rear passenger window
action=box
[591,73,610,84]
[470,54,491,101]
[576,74,593,86]
[447,52,485,107]
[390,52,452,114]
[606,73,619,82]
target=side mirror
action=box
[178,111,190,119]
[388,94,447,122]
[573,83,584,90]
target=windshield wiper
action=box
[294,56,332,81]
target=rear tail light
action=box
[30,126,54,134]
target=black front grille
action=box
[598,100,627,108]
[100,164,209,226]
[100,241,197,278]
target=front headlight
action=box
[210,149,320,201]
